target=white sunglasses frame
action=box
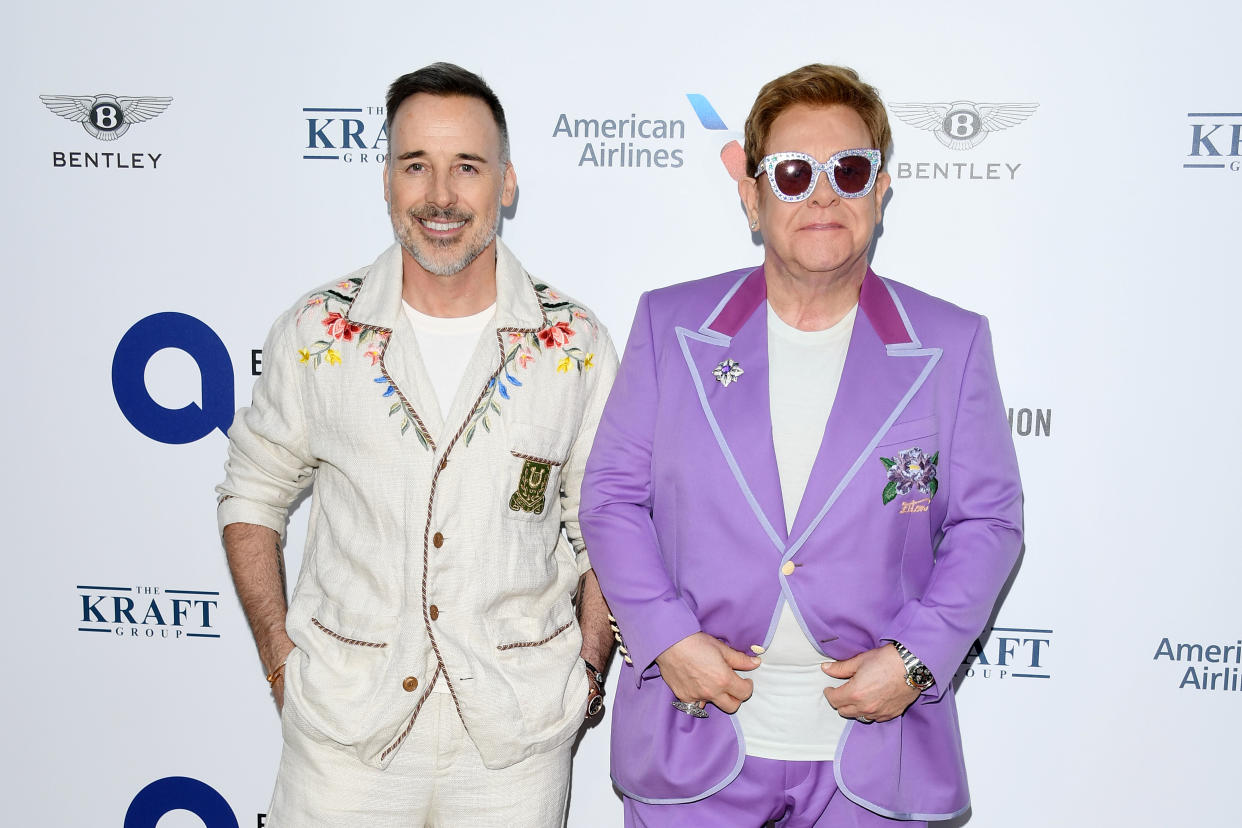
[753,148,882,201]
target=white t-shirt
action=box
[402,301,497,422]
[734,301,856,760]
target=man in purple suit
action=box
[580,65,1023,826]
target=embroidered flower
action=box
[537,321,574,349]
[296,278,432,448]
[363,333,388,366]
[463,283,592,446]
[880,448,939,505]
[322,312,363,342]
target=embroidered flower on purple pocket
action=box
[880,448,939,505]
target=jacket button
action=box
[429,605,440,621]
[402,676,418,692]
[750,644,766,655]
[781,561,796,576]
[439,457,449,471]
[433,532,444,548]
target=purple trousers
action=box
[623,757,930,828]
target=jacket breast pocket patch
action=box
[504,421,571,521]
[880,446,939,506]
[509,454,558,515]
[876,416,941,507]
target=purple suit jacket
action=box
[580,267,1023,820]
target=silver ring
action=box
[671,700,709,719]
[857,716,874,724]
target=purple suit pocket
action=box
[609,664,746,803]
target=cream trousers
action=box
[268,689,573,827]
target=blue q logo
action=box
[112,312,234,444]
[125,776,238,828]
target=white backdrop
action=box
[5,2,1240,825]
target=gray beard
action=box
[394,196,503,277]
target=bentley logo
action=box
[889,101,1037,150]
[40,94,173,141]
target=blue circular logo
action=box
[112,312,235,444]
[125,776,239,828]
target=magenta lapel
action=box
[785,270,941,550]
[676,267,788,551]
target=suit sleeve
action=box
[559,324,619,576]
[215,304,318,538]
[881,316,1023,701]
[579,292,702,685]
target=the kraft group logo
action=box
[113,312,235,444]
[304,105,389,164]
[78,583,220,641]
[888,98,1038,182]
[41,93,171,170]
[1184,112,1242,172]
[957,625,1052,681]
[1152,636,1242,691]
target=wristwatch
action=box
[892,641,935,691]
[584,659,606,718]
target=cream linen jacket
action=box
[217,239,617,770]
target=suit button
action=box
[429,605,440,621]
[439,457,449,471]
[750,644,766,655]
[402,676,418,692]
[781,561,796,576]
[433,532,444,548]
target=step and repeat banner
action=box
[5,2,1239,826]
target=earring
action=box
[749,219,759,231]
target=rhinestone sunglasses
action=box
[754,148,882,201]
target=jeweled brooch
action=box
[713,358,744,388]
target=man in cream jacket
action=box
[216,63,616,827]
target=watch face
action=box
[910,665,934,688]
[587,695,605,717]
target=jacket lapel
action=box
[344,245,442,449]
[677,267,788,552]
[439,239,547,441]
[343,240,546,452]
[785,271,942,553]
[383,314,447,441]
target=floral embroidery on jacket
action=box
[296,278,432,448]
[880,447,939,505]
[463,282,594,446]
[296,279,372,368]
